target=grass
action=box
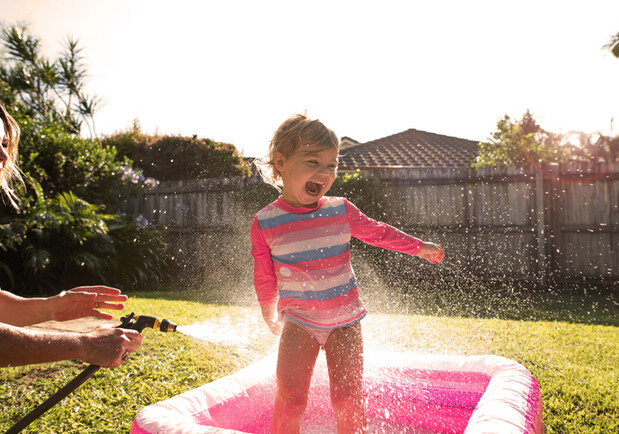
[0,285,617,433]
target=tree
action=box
[474,110,618,168]
[560,131,619,164]
[473,110,566,168]
[603,32,619,58]
[0,24,102,137]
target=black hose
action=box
[5,365,101,434]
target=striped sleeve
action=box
[250,216,279,306]
[345,199,423,256]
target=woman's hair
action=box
[0,102,23,208]
[255,114,339,190]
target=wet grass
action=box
[1,286,617,433]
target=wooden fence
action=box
[360,163,618,285]
[125,162,618,286]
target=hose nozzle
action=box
[119,313,177,333]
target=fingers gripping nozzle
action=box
[119,312,177,333]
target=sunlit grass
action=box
[1,289,617,433]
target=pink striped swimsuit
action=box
[251,196,423,345]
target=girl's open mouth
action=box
[305,181,324,196]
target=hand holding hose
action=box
[80,327,143,368]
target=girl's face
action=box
[275,144,339,208]
[0,119,9,174]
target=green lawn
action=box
[0,287,617,433]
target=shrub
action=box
[0,177,170,295]
[11,109,145,212]
[103,124,251,181]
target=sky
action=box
[1,0,618,157]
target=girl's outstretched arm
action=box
[345,199,444,263]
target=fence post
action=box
[535,169,547,284]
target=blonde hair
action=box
[255,114,339,190]
[0,103,23,208]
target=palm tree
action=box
[603,32,619,58]
[0,25,101,137]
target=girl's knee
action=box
[330,390,364,414]
[275,384,310,418]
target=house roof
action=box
[338,128,480,170]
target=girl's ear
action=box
[274,152,286,172]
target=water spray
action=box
[5,312,177,434]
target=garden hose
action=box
[5,312,177,434]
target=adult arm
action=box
[0,286,127,327]
[0,322,142,368]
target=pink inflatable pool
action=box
[131,351,543,433]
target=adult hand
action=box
[80,326,143,368]
[51,286,128,322]
[417,242,445,264]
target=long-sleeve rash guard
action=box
[251,196,423,331]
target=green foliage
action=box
[474,110,566,168]
[561,131,619,164]
[0,108,169,296]
[330,169,387,220]
[102,121,251,181]
[103,216,171,291]
[474,110,618,168]
[11,108,143,211]
[0,176,170,295]
[0,24,173,295]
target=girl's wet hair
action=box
[0,102,23,208]
[255,114,339,190]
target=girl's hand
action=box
[260,303,283,336]
[265,318,284,336]
[417,242,444,264]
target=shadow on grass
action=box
[129,278,617,328]
[373,280,618,327]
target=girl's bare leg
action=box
[324,322,366,434]
[271,321,321,434]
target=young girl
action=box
[251,114,444,433]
